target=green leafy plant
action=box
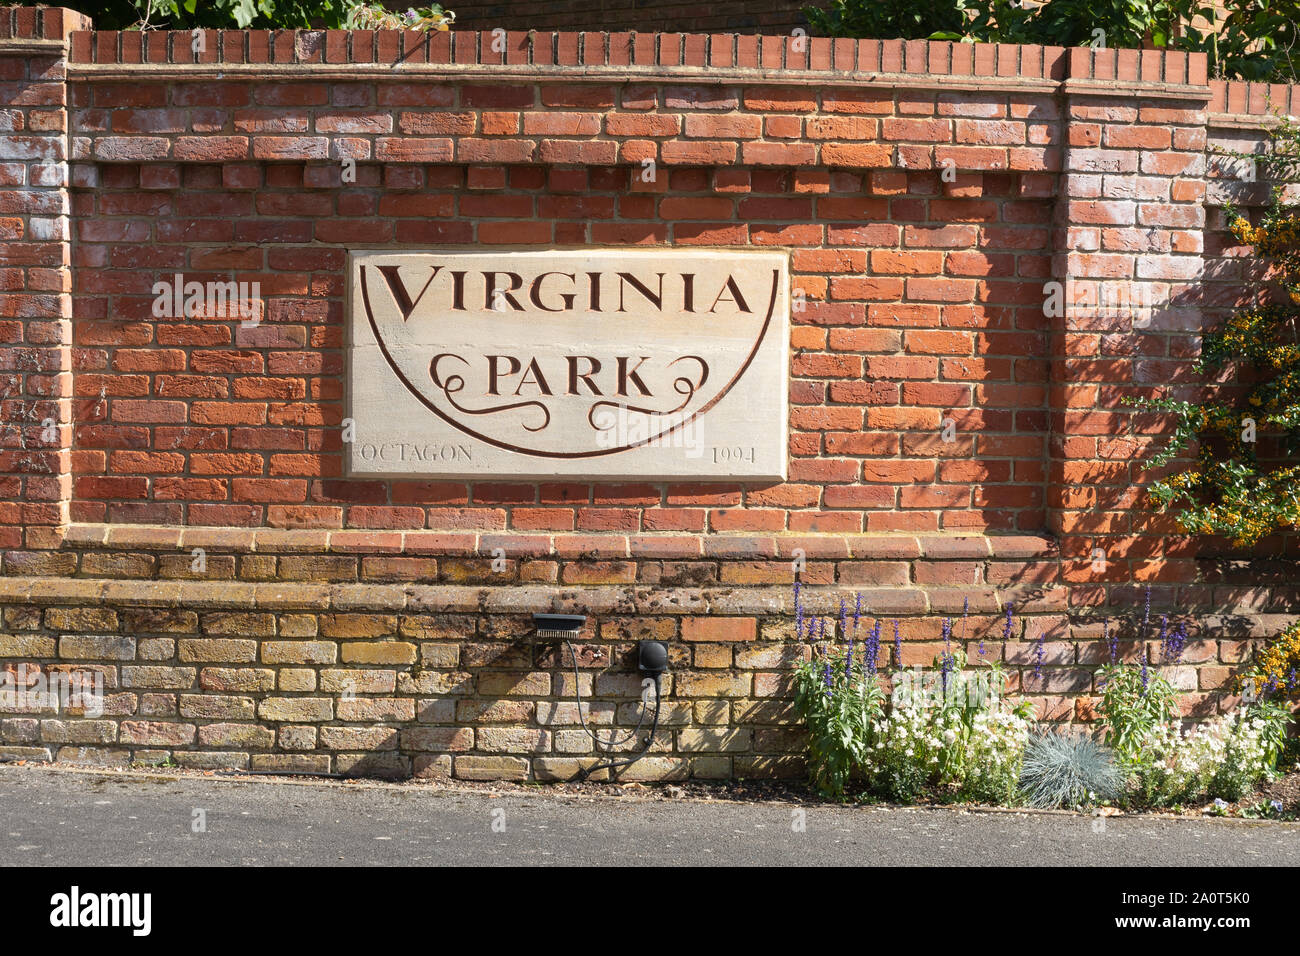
[343,3,454,30]
[1018,729,1123,808]
[792,646,883,800]
[803,0,971,42]
[1097,660,1180,768]
[1097,656,1291,806]
[795,631,1033,805]
[73,0,457,30]
[1131,700,1292,805]
[1169,0,1300,82]
[1208,701,1292,799]
[803,0,1300,81]
[1240,797,1290,818]
[135,0,355,28]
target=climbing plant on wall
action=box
[1133,118,1300,547]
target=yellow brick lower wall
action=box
[0,563,1264,781]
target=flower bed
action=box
[792,585,1296,810]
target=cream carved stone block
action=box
[347,249,790,480]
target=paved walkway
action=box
[2,765,1296,866]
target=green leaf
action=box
[230,0,259,27]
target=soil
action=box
[1224,767,1300,816]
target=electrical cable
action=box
[563,637,663,782]
[566,637,649,749]
[573,676,661,782]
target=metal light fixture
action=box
[532,613,586,639]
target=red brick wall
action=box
[4,16,1298,588]
[47,32,1088,540]
[69,153,1052,535]
[5,18,1297,589]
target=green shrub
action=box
[803,0,1300,82]
[792,645,883,800]
[794,641,1033,804]
[803,0,971,42]
[1098,658,1291,806]
[1097,660,1180,768]
[25,0,455,31]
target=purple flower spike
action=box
[852,592,863,638]
[1141,584,1152,639]
[1163,621,1188,665]
[839,598,848,645]
[793,580,803,640]
[1105,616,1116,663]
[893,620,902,669]
[865,620,881,674]
[939,619,955,696]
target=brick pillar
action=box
[0,6,86,557]
[1048,47,1211,611]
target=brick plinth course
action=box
[0,8,1295,779]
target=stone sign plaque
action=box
[347,249,789,480]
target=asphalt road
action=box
[2,765,1297,866]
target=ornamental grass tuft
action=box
[1018,730,1122,809]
